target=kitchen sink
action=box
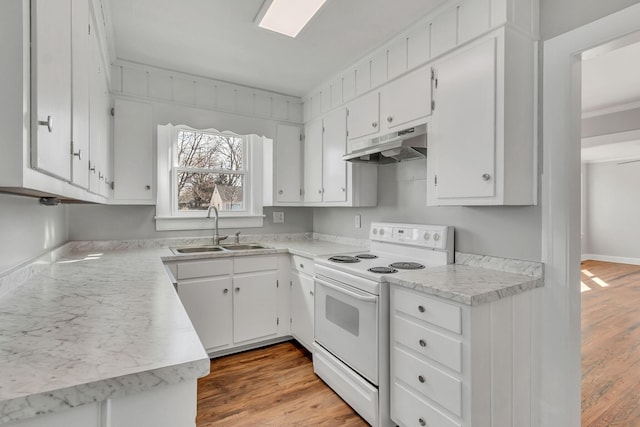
[220,243,271,250]
[171,246,225,254]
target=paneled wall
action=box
[111,60,303,124]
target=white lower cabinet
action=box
[390,285,538,427]
[174,255,289,356]
[7,380,198,427]
[289,255,315,352]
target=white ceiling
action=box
[107,0,447,96]
[582,40,640,114]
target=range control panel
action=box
[369,222,452,250]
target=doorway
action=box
[542,4,640,427]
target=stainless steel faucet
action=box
[207,206,228,246]
[234,231,241,244]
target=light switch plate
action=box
[273,211,285,223]
[354,214,361,228]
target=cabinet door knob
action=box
[371,121,378,128]
[318,189,322,194]
[223,288,228,294]
[341,187,346,192]
[418,305,425,313]
[310,291,314,296]
[145,185,151,190]
[418,375,425,383]
[482,173,491,181]
[278,189,284,194]
[235,287,240,292]
[73,149,82,160]
[38,115,53,133]
[419,339,427,347]
[387,116,393,123]
[419,418,426,426]
[299,263,304,268]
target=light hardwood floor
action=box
[196,341,368,426]
[581,260,640,426]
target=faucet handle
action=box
[235,231,241,244]
[219,235,228,242]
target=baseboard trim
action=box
[581,254,640,266]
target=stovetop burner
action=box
[328,255,361,263]
[356,254,378,259]
[368,266,398,274]
[389,262,425,270]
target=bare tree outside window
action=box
[176,130,245,211]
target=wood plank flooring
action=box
[581,260,640,427]
[196,341,368,426]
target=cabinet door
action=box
[31,0,72,181]
[432,38,496,199]
[71,0,90,189]
[304,120,323,203]
[233,271,279,343]
[178,276,232,351]
[113,98,153,201]
[88,25,103,194]
[380,66,432,133]
[322,108,348,203]
[275,124,302,203]
[290,271,315,352]
[346,91,380,141]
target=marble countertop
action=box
[0,247,210,425]
[387,264,543,305]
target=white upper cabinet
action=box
[321,108,348,203]
[71,0,91,189]
[263,124,303,206]
[112,98,154,203]
[31,0,72,181]
[427,28,536,206]
[380,65,433,133]
[346,91,380,141]
[304,119,323,203]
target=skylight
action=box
[257,0,328,38]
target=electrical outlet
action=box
[354,214,361,229]
[273,211,285,223]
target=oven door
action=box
[314,274,379,385]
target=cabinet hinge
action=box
[346,109,350,117]
[322,127,325,133]
[110,107,115,117]
[276,280,279,288]
[290,317,292,323]
[431,100,436,111]
[346,130,349,137]
[290,280,292,287]
[277,317,279,325]
[435,175,438,186]
[88,23,91,35]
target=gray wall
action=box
[313,160,542,261]
[0,194,68,274]
[68,205,312,241]
[585,161,640,259]
[582,107,640,138]
[540,0,640,40]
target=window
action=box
[174,130,245,213]
[156,124,265,231]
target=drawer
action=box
[393,347,462,416]
[291,255,315,276]
[392,382,461,427]
[234,255,278,273]
[176,259,233,280]
[394,287,461,334]
[394,315,462,373]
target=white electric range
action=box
[312,222,454,427]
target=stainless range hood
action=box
[342,123,427,165]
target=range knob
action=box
[379,228,385,236]
[372,228,378,235]
[433,233,440,241]
[423,232,430,241]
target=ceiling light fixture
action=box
[255,0,328,38]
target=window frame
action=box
[155,124,265,231]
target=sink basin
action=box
[220,243,271,251]
[171,246,225,254]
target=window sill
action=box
[155,215,265,231]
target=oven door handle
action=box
[316,277,378,303]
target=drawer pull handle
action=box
[300,263,304,268]
[418,305,425,313]
[223,288,228,294]
[419,418,426,426]
[418,375,425,383]
[419,339,427,347]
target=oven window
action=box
[326,295,360,336]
